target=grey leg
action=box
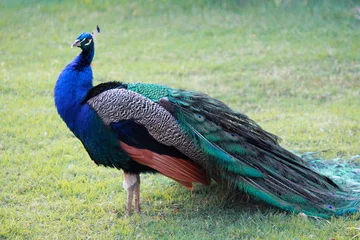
[123,172,141,216]
[134,174,141,214]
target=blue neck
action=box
[73,45,95,68]
[54,45,95,135]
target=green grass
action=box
[1,0,360,239]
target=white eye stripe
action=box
[84,39,92,46]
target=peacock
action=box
[54,26,360,218]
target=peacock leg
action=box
[126,184,134,216]
[134,174,141,214]
[123,172,140,216]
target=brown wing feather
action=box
[119,141,210,189]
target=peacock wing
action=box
[86,86,209,188]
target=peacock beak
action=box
[71,39,81,48]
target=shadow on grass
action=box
[125,181,284,221]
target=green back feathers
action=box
[127,83,171,101]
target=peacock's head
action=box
[71,25,100,50]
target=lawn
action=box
[1,0,360,239]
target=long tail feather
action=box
[166,89,360,218]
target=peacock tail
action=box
[55,27,360,218]
[148,85,360,217]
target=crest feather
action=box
[91,25,100,37]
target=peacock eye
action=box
[79,38,91,44]
[84,38,92,46]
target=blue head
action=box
[71,25,100,51]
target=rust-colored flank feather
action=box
[119,141,210,189]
